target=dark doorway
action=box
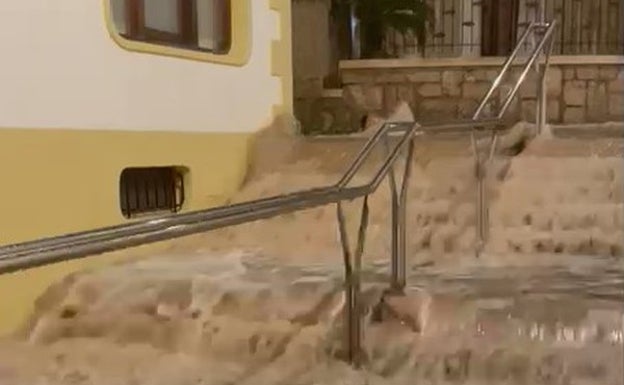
[326,1,354,88]
[481,0,520,56]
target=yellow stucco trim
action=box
[102,0,252,66]
[269,0,293,116]
[0,128,253,334]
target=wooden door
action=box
[481,0,520,56]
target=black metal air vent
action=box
[119,166,186,218]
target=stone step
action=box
[408,201,475,228]
[8,254,620,385]
[488,228,624,256]
[370,292,623,384]
[491,203,624,230]
[504,157,622,182]
[496,179,623,205]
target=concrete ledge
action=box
[340,55,624,70]
[321,88,343,98]
[551,122,624,138]
[309,122,624,141]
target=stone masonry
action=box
[341,62,624,125]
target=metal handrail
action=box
[498,21,557,118]
[0,119,504,263]
[471,19,557,257]
[0,119,504,273]
[473,21,536,119]
[0,122,396,259]
[474,20,557,121]
[0,123,418,274]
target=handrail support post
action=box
[536,26,556,135]
[336,195,370,368]
[386,136,416,292]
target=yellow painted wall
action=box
[0,128,255,334]
[0,0,293,335]
[0,129,252,244]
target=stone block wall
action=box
[340,58,624,125]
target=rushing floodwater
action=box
[0,129,622,384]
[0,253,621,385]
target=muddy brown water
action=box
[0,130,622,385]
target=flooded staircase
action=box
[1,249,621,385]
[0,129,622,385]
[488,137,624,257]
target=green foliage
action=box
[332,0,433,57]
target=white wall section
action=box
[0,1,282,133]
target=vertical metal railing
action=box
[471,17,557,257]
[386,136,416,293]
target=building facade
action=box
[0,0,292,334]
